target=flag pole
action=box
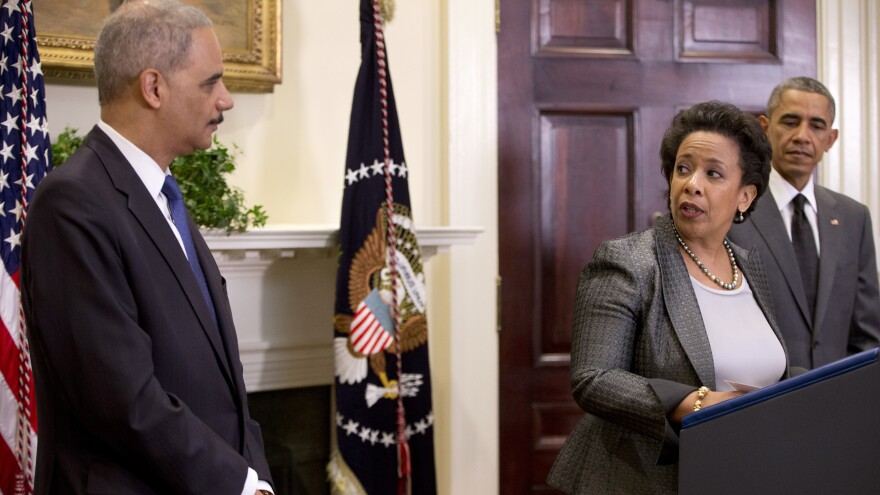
[371,1,412,493]
[331,0,435,490]
[15,2,36,493]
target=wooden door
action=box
[498,0,816,492]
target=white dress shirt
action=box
[96,120,188,256]
[767,167,820,255]
[690,275,787,391]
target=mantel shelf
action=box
[203,225,484,263]
[203,225,484,391]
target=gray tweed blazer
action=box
[547,215,789,494]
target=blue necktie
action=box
[162,175,217,324]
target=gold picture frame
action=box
[34,0,281,93]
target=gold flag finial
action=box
[378,0,395,23]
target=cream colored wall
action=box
[44,2,442,227]
[43,1,498,494]
[442,1,499,493]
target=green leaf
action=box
[51,129,268,234]
[51,126,84,168]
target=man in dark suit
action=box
[729,76,880,369]
[21,1,273,493]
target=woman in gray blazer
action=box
[548,101,790,494]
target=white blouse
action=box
[690,275,786,392]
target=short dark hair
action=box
[94,0,212,106]
[767,76,836,124]
[659,101,771,220]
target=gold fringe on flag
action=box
[327,450,368,495]
[379,0,395,23]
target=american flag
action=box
[0,1,50,494]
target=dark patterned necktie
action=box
[162,175,217,324]
[791,194,818,319]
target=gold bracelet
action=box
[693,386,710,411]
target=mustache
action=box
[209,114,224,125]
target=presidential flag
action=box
[0,1,50,494]
[328,1,436,493]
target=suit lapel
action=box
[813,187,840,336]
[191,227,244,397]
[748,192,813,327]
[85,127,235,383]
[655,216,716,388]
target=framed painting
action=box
[34,0,281,92]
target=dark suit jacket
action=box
[21,127,272,494]
[547,215,788,494]
[728,188,880,368]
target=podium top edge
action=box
[681,347,879,429]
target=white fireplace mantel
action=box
[203,225,482,392]
[204,225,482,263]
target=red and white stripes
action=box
[350,300,394,356]
[10,1,36,494]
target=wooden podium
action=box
[679,348,880,494]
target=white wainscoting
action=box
[204,226,482,392]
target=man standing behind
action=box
[21,1,273,493]
[729,76,880,369]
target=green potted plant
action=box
[51,127,268,234]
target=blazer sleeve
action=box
[849,205,880,353]
[569,241,690,449]
[23,172,251,493]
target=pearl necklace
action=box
[672,224,739,290]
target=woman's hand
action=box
[669,389,745,426]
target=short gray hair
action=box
[766,76,836,124]
[94,0,213,106]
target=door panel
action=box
[538,111,634,357]
[498,0,816,492]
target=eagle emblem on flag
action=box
[334,207,428,405]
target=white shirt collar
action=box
[97,120,169,199]
[768,166,817,214]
